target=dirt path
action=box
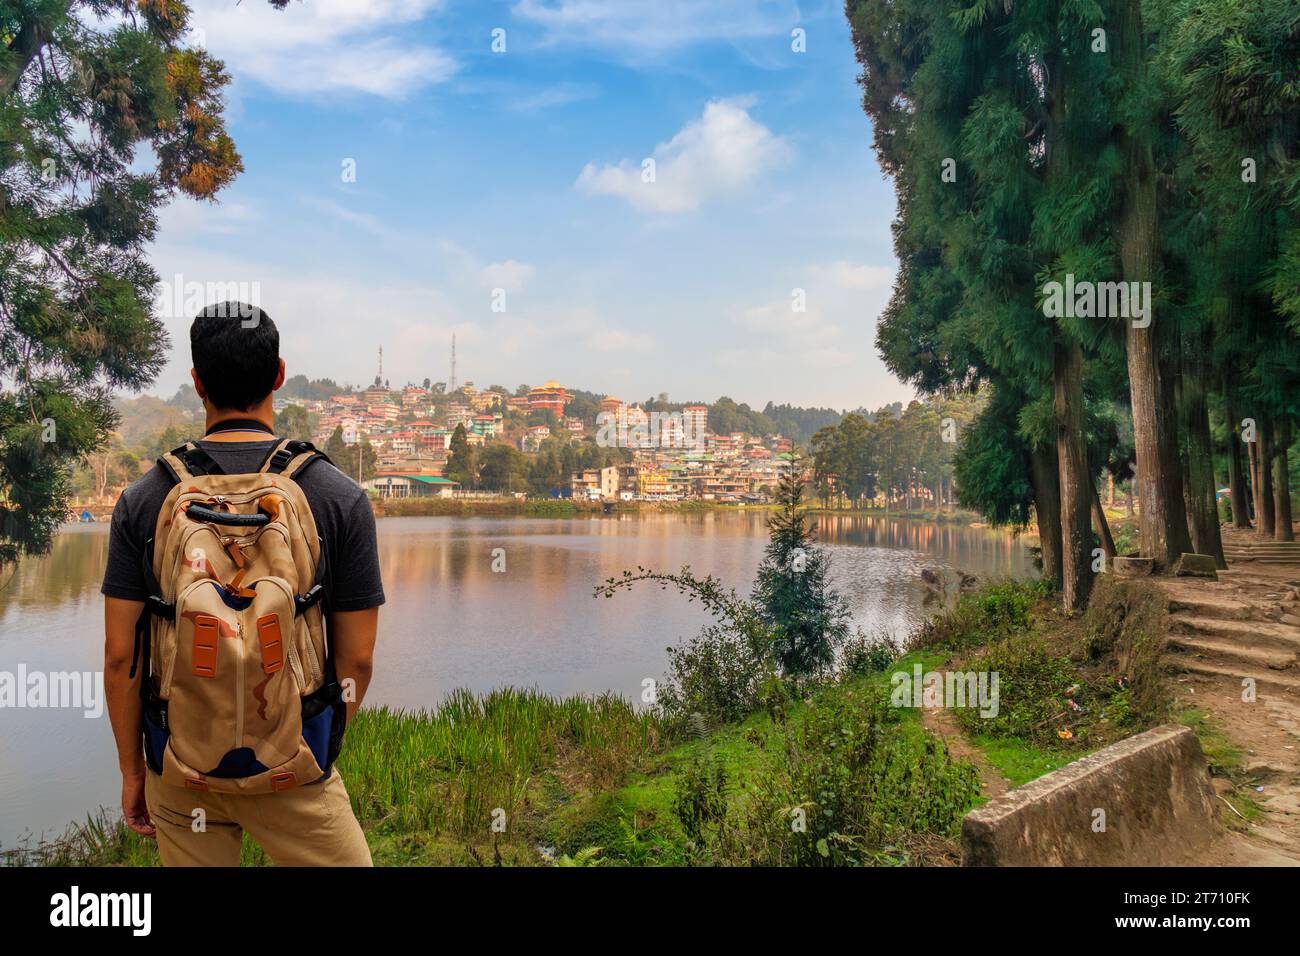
[921,706,1011,801]
[1159,528,1300,866]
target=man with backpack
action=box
[102,302,382,866]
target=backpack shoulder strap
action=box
[260,438,333,481]
[159,441,224,481]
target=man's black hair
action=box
[190,301,280,411]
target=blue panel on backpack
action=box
[214,581,254,611]
[302,705,333,769]
[143,714,169,771]
[205,747,269,778]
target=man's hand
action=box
[105,595,151,836]
[121,764,155,838]
[330,607,378,722]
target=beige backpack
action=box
[130,437,345,794]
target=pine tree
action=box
[445,423,477,489]
[751,468,850,676]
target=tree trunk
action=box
[1091,480,1116,563]
[1275,417,1294,541]
[1116,0,1190,570]
[1248,433,1262,529]
[1259,418,1277,538]
[1030,442,1064,592]
[1181,352,1226,567]
[1225,396,1251,528]
[1055,340,1093,612]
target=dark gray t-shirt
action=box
[101,439,385,613]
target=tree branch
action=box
[1,19,50,98]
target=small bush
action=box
[841,629,899,676]
[743,684,980,866]
[954,633,1077,744]
[672,755,731,855]
[911,579,1047,650]
[1081,575,1169,726]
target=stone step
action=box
[1168,615,1300,651]
[1171,659,1300,694]
[1165,634,1297,671]
[1166,596,1257,621]
[1225,554,1300,561]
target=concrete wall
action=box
[961,724,1219,866]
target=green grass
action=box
[966,734,1079,788]
[1175,707,1243,777]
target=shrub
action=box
[743,685,980,866]
[911,579,1047,650]
[841,629,899,676]
[672,755,731,856]
[954,633,1077,744]
[1081,575,1169,726]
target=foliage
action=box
[324,424,377,482]
[1080,574,1170,726]
[596,566,779,730]
[810,394,984,509]
[751,469,850,675]
[840,629,899,676]
[743,682,980,866]
[911,579,1049,651]
[0,0,289,564]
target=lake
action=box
[0,510,1032,848]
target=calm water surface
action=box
[0,511,1031,847]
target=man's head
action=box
[190,301,285,413]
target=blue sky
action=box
[148,0,911,411]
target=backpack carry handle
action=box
[186,502,271,527]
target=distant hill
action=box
[114,394,196,445]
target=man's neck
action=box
[203,408,275,442]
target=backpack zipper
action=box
[234,618,245,749]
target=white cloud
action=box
[735,298,841,343]
[513,0,798,57]
[576,98,792,213]
[479,260,537,291]
[810,260,895,291]
[156,197,261,237]
[506,83,599,112]
[590,329,653,352]
[301,197,402,241]
[188,0,455,99]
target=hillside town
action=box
[281,379,798,503]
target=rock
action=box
[1173,553,1219,580]
[1114,556,1155,577]
[1281,613,1300,629]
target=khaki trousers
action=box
[145,768,373,867]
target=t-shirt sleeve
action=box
[101,492,148,602]
[328,493,386,613]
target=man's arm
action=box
[104,596,154,838]
[330,608,377,722]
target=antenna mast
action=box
[449,333,457,393]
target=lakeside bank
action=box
[12,573,1228,868]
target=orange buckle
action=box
[257,613,284,675]
[191,615,219,678]
[271,771,296,792]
